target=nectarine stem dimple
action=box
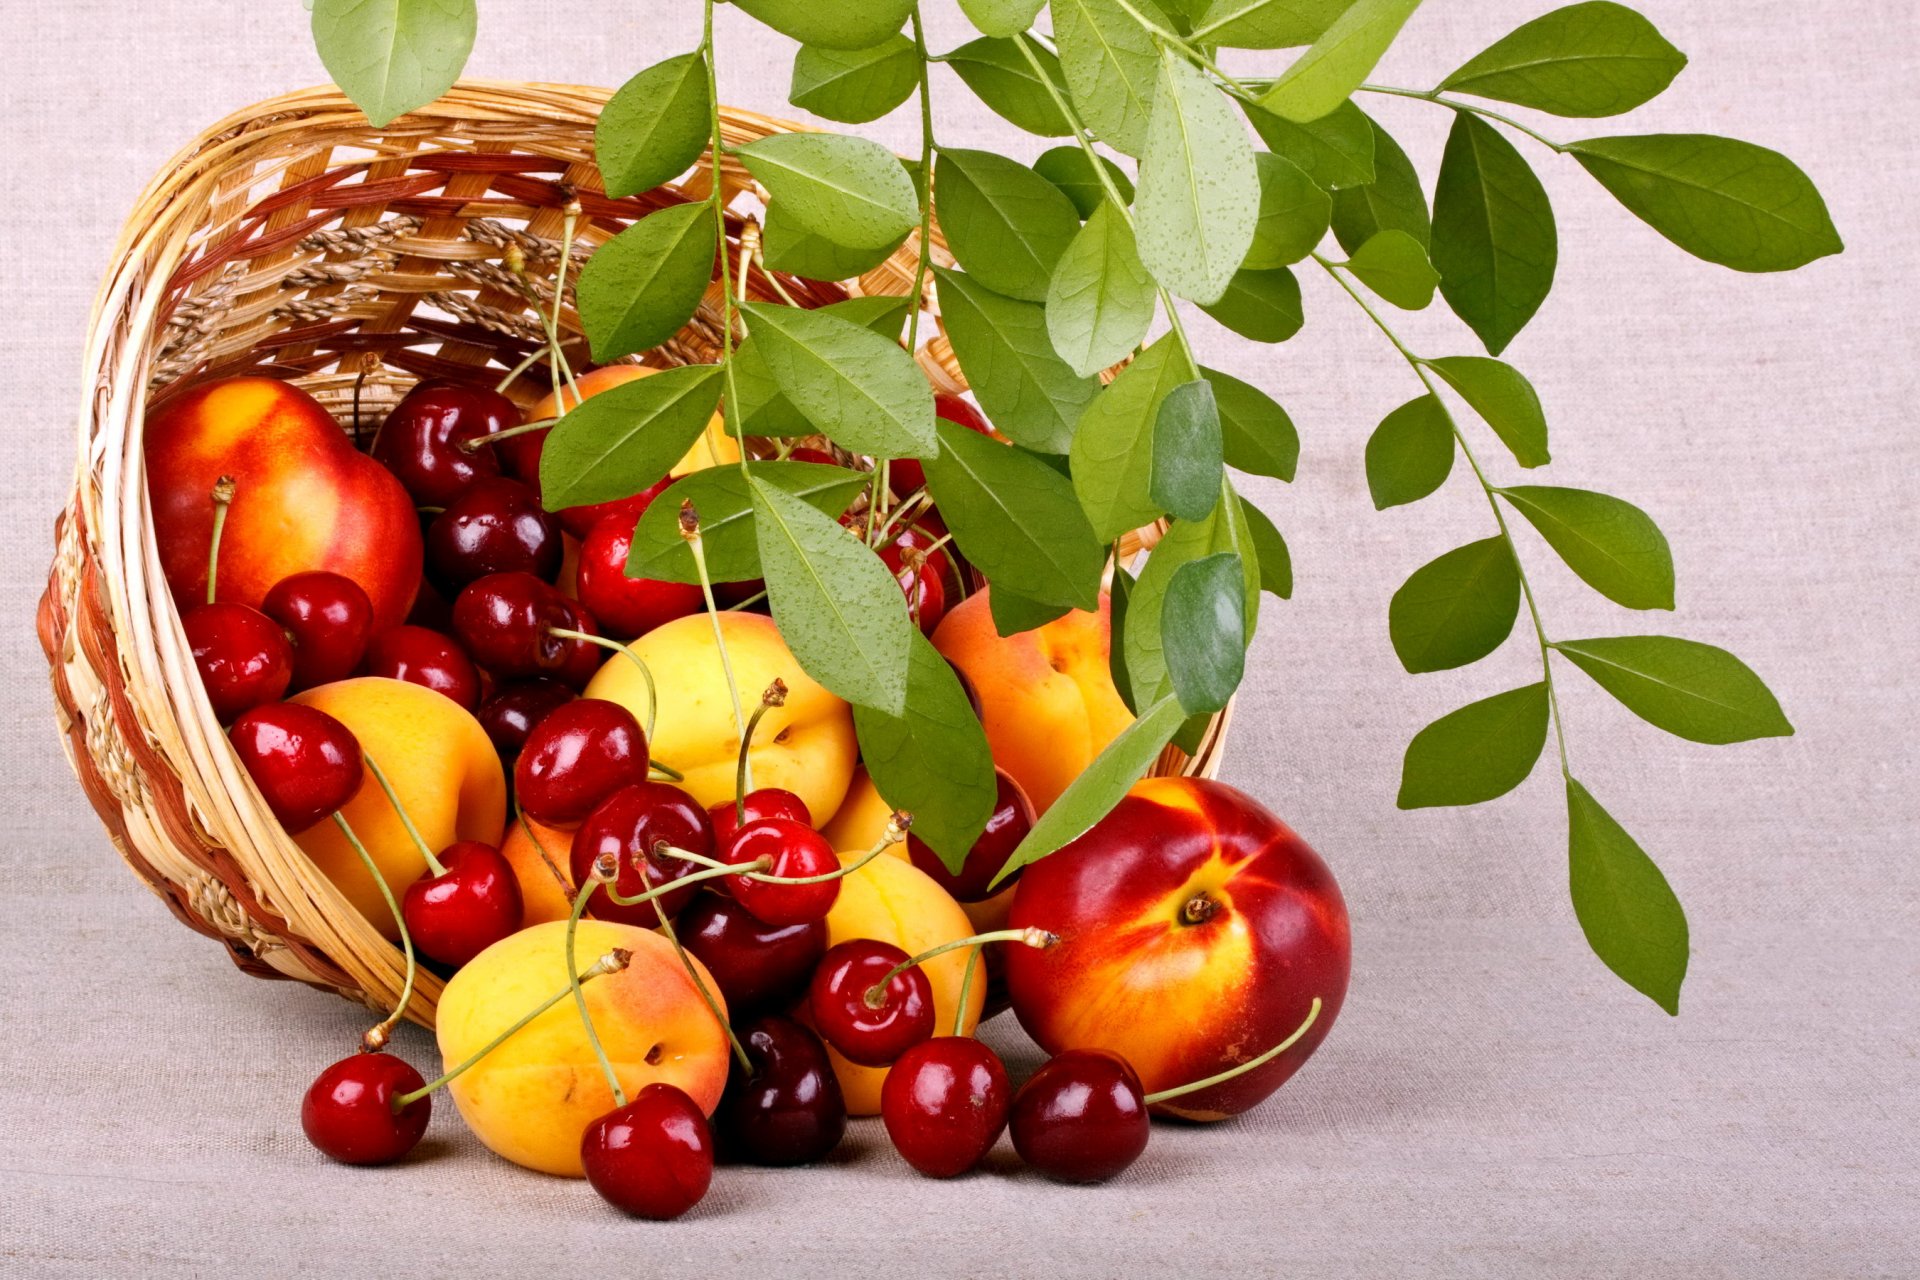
[361,751,446,877]
[547,627,657,741]
[1141,997,1323,1106]
[205,475,236,605]
[331,812,419,1046]
[1181,893,1221,926]
[565,871,628,1108]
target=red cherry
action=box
[228,703,363,831]
[679,892,827,1014]
[425,477,562,593]
[475,679,576,760]
[881,1036,1011,1178]
[580,1084,713,1219]
[568,781,711,925]
[806,939,936,1067]
[1008,1049,1150,1184]
[556,474,675,541]
[907,769,1035,902]
[183,601,294,722]
[515,698,650,825]
[879,536,948,635]
[707,788,812,847]
[363,625,482,709]
[262,571,375,690]
[451,572,575,679]
[401,841,523,968]
[891,394,992,494]
[301,1051,431,1165]
[370,379,520,506]
[786,446,837,466]
[722,818,840,926]
[715,1015,846,1166]
[575,512,703,640]
[554,599,607,690]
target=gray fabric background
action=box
[3,2,1915,1275]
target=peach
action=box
[931,588,1133,814]
[289,678,505,939]
[500,813,577,928]
[436,919,732,1176]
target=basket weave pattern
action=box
[37,82,1231,1027]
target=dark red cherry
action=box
[716,1015,846,1166]
[707,788,812,847]
[949,659,984,721]
[892,394,992,494]
[553,599,607,690]
[183,602,293,722]
[301,1051,431,1165]
[401,841,523,968]
[881,1036,1011,1178]
[228,703,363,831]
[451,571,575,678]
[515,697,649,825]
[679,892,827,1014]
[557,474,675,541]
[575,512,703,640]
[581,1084,713,1219]
[404,576,455,633]
[426,477,562,593]
[806,939,935,1067]
[475,679,576,760]
[371,379,520,506]
[262,571,374,689]
[363,625,482,709]
[907,768,1034,902]
[1009,1049,1150,1184]
[568,781,711,924]
[786,446,837,466]
[722,818,840,926]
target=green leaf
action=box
[1345,229,1438,309]
[1136,50,1261,304]
[790,36,919,123]
[730,0,913,49]
[1432,113,1557,356]
[1109,565,1138,712]
[311,0,475,128]
[1052,0,1161,156]
[1243,99,1376,189]
[1192,0,1353,49]
[1245,153,1333,269]
[1566,778,1689,1014]
[1365,393,1453,510]
[1034,146,1136,218]
[750,475,913,715]
[1388,536,1519,673]
[1425,355,1549,467]
[1500,486,1673,610]
[923,419,1105,609]
[934,267,1099,453]
[1440,1,1687,119]
[1257,0,1422,124]
[988,587,1073,637]
[1332,112,1429,253]
[1567,135,1842,273]
[539,364,724,511]
[1070,336,1187,540]
[740,302,938,459]
[992,695,1187,886]
[1205,367,1298,481]
[626,460,870,583]
[1046,200,1156,378]
[854,631,998,867]
[946,37,1074,137]
[1150,380,1225,522]
[597,54,712,198]
[576,203,716,362]
[760,205,905,281]
[738,132,920,251]
[723,298,908,437]
[1199,266,1304,342]
[1553,636,1792,744]
[936,149,1084,303]
[1125,482,1262,702]
[818,293,915,339]
[1162,554,1247,714]
[1237,497,1294,598]
[959,0,1047,38]
[1397,683,1549,808]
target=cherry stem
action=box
[952,946,982,1037]
[599,858,747,907]
[516,806,575,902]
[680,502,751,791]
[205,476,235,604]
[865,927,1055,1010]
[390,949,630,1109]
[495,344,549,394]
[457,416,558,453]
[330,812,418,1046]
[1141,997,1324,1105]
[565,868,627,1108]
[649,760,686,782]
[874,489,931,548]
[551,200,582,405]
[722,588,768,612]
[659,813,909,889]
[361,751,445,877]
[647,886,753,1073]
[547,626,657,741]
[733,679,788,826]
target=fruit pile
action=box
[147,360,1347,1214]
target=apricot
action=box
[932,589,1133,814]
[289,678,505,938]
[819,767,892,852]
[530,366,739,478]
[582,612,857,826]
[436,919,732,1176]
[500,813,577,928]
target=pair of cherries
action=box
[186,552,376,723]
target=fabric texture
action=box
[2,1,1915,1275]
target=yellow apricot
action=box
[820,767,894,852]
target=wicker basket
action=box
[36,81,1233,1029]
